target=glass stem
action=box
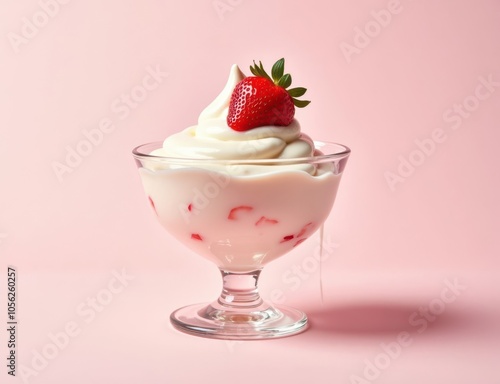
[217,269,264,309]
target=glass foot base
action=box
[170,302,308,340]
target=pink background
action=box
[1,0,499,383]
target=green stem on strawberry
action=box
[249,58,311,108]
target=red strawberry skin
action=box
[227,77,295,132]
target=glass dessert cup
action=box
[132,141,350,339]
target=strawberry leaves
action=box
[288,87,307,98]
[292,99,311,108]
[250,58,310,108]
[249,61,272,82]
[271,58,285,82]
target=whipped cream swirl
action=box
[151,65,315,162]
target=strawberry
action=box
[227,58,310,132]
[228,205,253,220]
[255,216,279,226]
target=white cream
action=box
[151,64,316,171]
[197,64,245,122]
[139,167,341,272]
